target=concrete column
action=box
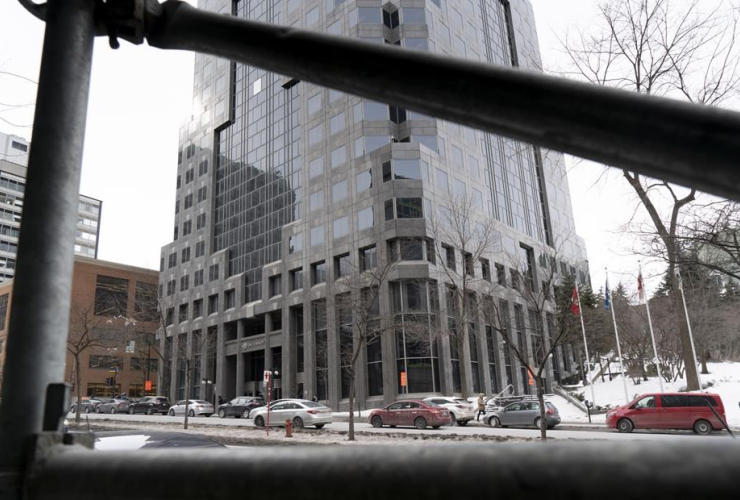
[379,279,397,405]
[215,323,226,400]
[304,298,315,400]
[326,292,340,410]
[282,305,295,398]
[235,320,244,395]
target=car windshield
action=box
[1,1,737,497]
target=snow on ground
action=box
[560,361,740,427]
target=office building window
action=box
[396,198,423,218]
[269,275,282,297]
[357,206,374,230]
[360,245,377,271]
[335,253,351,279]
[290,268,304,291]
[311,261,327,286]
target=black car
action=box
[128,396,170,415]
[217,396,265,418]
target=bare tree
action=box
[480,243,583,441]
[174,329,217,429]
[428,192,500,399]
[562,0,740,390]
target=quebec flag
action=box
[604,277,611,311]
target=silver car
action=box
[168,400,215,417]
[486,401,561,429]
[95,398,132,414]
[423,397,476,425]
[251,400,332,429]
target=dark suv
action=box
[218,397,265,418]
[128,396,170,415]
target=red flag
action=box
[637,271,645,303]
[570,287,580,316]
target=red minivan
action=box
[606,393,726,434]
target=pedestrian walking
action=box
[312,395,318,403]
[476,393,486,421]
[218,395,225,406]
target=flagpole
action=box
[676,268,702,390]
[575,285,596,406]
[606,268,630,404]
[639,262,664,393]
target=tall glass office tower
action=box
[159,0,588,408]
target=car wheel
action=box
[146,408,153,415]
[432,425,441,429]
[95,407,101,414]
[110,408,116,414]
[188,410,195,417]
[548,425,556,430]
[129,407,135,415]
[488,416,501,428]
[449,412,456,425]
[694,419,712,435]
[254,415,265,427]
[85,407,91,414]
[70,407,76,414]
[617,418,634,433]
[168,409,175,416]
[534,417,542,429]
[218,409,226,418]
[390,425,396,428]
[315,424,325,429]
[414,417,427,430]
[458,420,468,426]
[242,409,250,419]
[204,414,212,418]
[371,416,383,428]
[293,417,304,429]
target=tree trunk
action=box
[535,377,547,442]
[74,354,82,424]
[700,349,709,375]
[578,350,587,386]
[348,376,355,442]
[671,274,700,390]
[597,352,605,383]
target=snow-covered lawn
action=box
[558,361,740,427]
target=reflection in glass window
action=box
[308,125,323,147]
[308,93,321,115]
[353,102,362,123]
[331,145,346,168]
[329,89,344,102]
[394,159,421,180]
[309,156,324,178]
[472,189,483,209]
[310,225,325,246]
[405,38,429,51]
[306,7,319,26]
[357,206,374,230]
[330,112,345,135]
[358,7,381,24]
[360,245,377,271]
[385,199,394,221]
[396,198,423,218]
[436,168,449,190]
[454,179,466,196]
[288,233,303,254]
[332,180,348,203]
[333,216,349,239]
[402,7,426,24]
[309,190,324,212]
[356,170,372,193]
[366,135,389,152]
[312,261,327,285]
[363,101,388,120]
[414,135,438,152]
[328,19,342,35]
[451,145,464,167]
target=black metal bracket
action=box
[42,383,70,433]
[18,0,161,49]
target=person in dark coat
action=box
[218,395,225,406]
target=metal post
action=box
[575,286,596,406]
[639,262,664,393]
[606,270,630,404]
[0,0,96,473]
[676,270,702,390]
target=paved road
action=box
[68,411,735,442]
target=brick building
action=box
[0,257,159,399]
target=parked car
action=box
[168,400,214,417]
[96,398,132,414]
[606,393,726,435]
[486,400,561,429]
[128,396,170,415]
[251,399,332,429]
[369,400,450,430]
[423,396,475,425]
[217,396,265,419]
[92,431,225,450]
[70,398,102,414]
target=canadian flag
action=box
[570,287,580,316]
[637,271,645,303]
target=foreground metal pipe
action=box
[146,1,740,201]
[27,441,740,499]
[0,0,96,471]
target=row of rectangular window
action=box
[166,289,235,326]
[284,245,377,295]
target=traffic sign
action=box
[145,380,152,391]
[528,370,535,386]
[263,370,272,386]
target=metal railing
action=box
[1,1,740,498]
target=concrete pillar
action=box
[235,320,244,395]
[380,279,397,405]
[282,305,295,398]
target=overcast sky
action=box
[0,0,686,297]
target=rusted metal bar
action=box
[146,1,740,201]
[26,441,740,499]
[0,0,97,474]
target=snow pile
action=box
[559,361,740,427]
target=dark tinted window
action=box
[660,395,688,408]
[688,395,719,407]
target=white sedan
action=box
[423,397,476,425]
[167,400,214,417]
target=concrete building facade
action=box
[0,257,159,400]
[159,0,589,409]
[0,131,102,281]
